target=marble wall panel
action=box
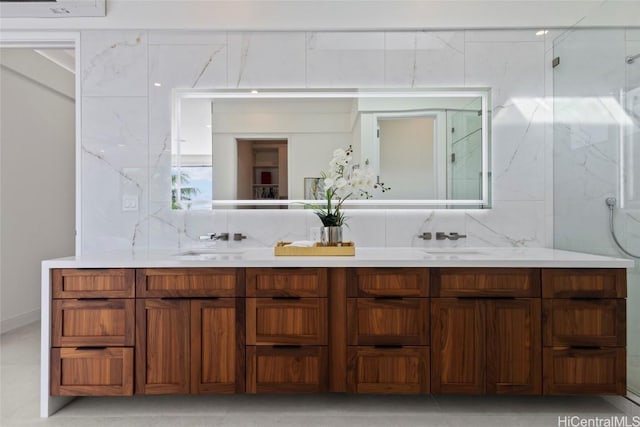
[78,29,559,253]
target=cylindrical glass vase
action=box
[320,226,343,246]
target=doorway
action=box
[0,35,78,333]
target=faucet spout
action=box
[436,232,467,241]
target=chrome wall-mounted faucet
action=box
[199,232,229,241]
[417,232,432,240]
[436,232,467,241]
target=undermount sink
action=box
[423,249,485,256]
[172,249,245,260]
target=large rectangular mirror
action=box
[171,88,491,209]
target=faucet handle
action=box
[417,232,432,240]
[449,232,467,240]
[233,233,247,241]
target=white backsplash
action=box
[80,29,553,254]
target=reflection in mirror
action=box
[171,89,490,209]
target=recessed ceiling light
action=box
[154,82,162,87]
[536,30,548,36]
[206,125,212,128]
[251,90,259,94]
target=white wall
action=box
[1,1,639,31]
[0,49,75,332]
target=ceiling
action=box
[0,0,639,31]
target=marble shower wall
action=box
[79,29,551,254]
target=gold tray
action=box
[274,241,355,256]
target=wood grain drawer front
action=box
[191,299,245,394]
[347,347,430,394]
[52,269,135,299]
[543,348,626,395]
[246,298,328,345]
[246,268,327,297]
[543,300,626,347]
[136,268,242,297]
[347,299,429,346]
[348,268,429,297]
[542,269,626,298]
[432,268,540,297]
[52,299,135,347]
[51,347,133,396]
[246,346,328,393]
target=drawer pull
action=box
[373,345,403,349]
[272,345,302,349]
[75,346,107,351]
[373,296,404,300]
[77,298,108,301]
[271,296,301,300]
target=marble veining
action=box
[79,29,558,254]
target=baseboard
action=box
[0,309,40,334]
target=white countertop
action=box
[41,247,634,269]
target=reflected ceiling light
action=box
[154,82,162,87]
[250,90,259,94]
[536,30,548,36]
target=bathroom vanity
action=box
[40,247,633,416]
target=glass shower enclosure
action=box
[553,28,640,399]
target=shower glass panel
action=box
[553,28,640,399]
[446,110,482,200]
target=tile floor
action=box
[1,322,639,427]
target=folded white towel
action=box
[283,240,316,247]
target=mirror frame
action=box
[172,88,491,209]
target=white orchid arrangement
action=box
[310,145,390,227]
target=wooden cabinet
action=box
[52,268,135,299]
[51,347,133,396]
[191,299,245,394]
[431,298,541,394]
[135,268,245,395]
[246,346,328,393]
[136,298,245,395]
[347,298,429,346]
[432,268,540,298]
[48,266,627,399]
[347,347,429,394]
[541,269,626,395]
[246,298,327,345]
[136,268,243,298]
[52,299,135,347]
[346,268,430,394]
[135,299,190,394]
[50,269,136,397]
[543,348,626,395]
[246,267,327,297]
[348,268,429,297]
[245,268,329,393]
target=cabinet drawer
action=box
[542,269,626,298]
[432,268,540,297]
[246,268,327,297]
[543,300,626,347]
[246,346,328,393]
[347,299,429,346]
[543,348,626,395]
[246,298,327,345]
[52,269,135,299]
[347,268,429,297]
[136,268,243,297]
[347,347,429,394]
[52,299,135,347]
[51,347,133,396]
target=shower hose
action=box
[606,197,640,259]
